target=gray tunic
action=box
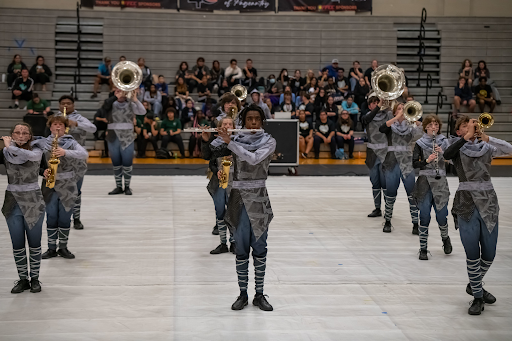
[1,144,45,229]
[382,121,423,177]
[365,110,392,168]
[103,96,146,150]
[224,134,277,241]
[65,111,95,180]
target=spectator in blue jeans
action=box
[91,57,113,98]
[313,111,336,159]
[453,76,476,115]
[335,110,355,159]
[342,96,360,130]
[144,84,163,118]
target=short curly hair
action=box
[238,104,266,128]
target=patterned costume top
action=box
[202,136,233,197]
[361,106,393,168]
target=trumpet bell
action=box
[231,84,247,102]
[478,112,494,129]
[371,64,405,101]
[111,61,143,93]
[403,101,423,123]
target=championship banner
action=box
[279,0,372,12]
[91,0,177,9]
[180,0,275,12]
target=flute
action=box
[1,137,27,145]
[182,128,263,133]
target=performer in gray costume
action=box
[221,104,276,312]
[1,123,45,294]
[201,117,236,254]
[102,89,145,195]
[57,95,96,230]
[360,96,392,218]
[38,115,88,260]
[379,103,423,234]
[412,115,452,260]
[444,115,512,315]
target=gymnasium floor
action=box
[0,176,511,340]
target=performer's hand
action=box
[465,119,478,140]
[201,125,210,142]
[218,127,231,144]
[2,136,12,147]
[43,168,50,179]
[131,89,139,101]
[415,121,422,126]
[114,89,123,100]
[427,153,437,163]
[55,147,66,157]
[68,120,78,127]
[435,145,442,153]
[217,170,223,180]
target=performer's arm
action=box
[443,138,466,160]
[227,138,277,166]
[360,105,380,125]
[3,145,43,164]
[412,143,427,169]
[39,153,48,176]
[64,141,89,160]
[73,115,97,133]
[102,94,117,112]
[486,136,512,157]
[379,122,392,134]
[131,100,146,116]
[201,137,214,161]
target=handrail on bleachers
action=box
[76,1,82,84]
[416,7,427,86]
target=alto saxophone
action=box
[219,156,232,189]
[46,130,61,188]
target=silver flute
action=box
[432,131,441,179]
[2,137,27,145]
[182,128,263,133]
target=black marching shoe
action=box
[368,208,382,218]
[42,249,58,259]
[412,223,419,235]
[466,283,496,304]
[212,225,219,235]
[124,187,132,195]
[231,294,249,310]
[30,278,41,293]
[253,294,273,311]
[109,187,124,195]
[419,249,429,260]
[11,279,31,294]
[229,243,236,254]
[468,298,485,315]
[383,220,392,233]
[210,243,228,255]
[73,218,84,230]
[442,236,453,254]
[58,248,75,259]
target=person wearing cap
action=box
[250,89,272,119]
[325,59,340,79]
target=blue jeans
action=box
[212,187,234,244]
[384,163,418,223]
[350,78,357,91]
[417,188,448,228]
[46,192,73,250]
[152,101,162,118]
[107,138,134,167]
[369,159,386,209]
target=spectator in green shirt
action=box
[136,112,159,158]
[160,108,185,158]
[27,93,51,115]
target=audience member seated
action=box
[163,95,179,115]
[279,86,296,104]
[144,84,163,118]
[291,70,306,95]
[314,88,328,117]
[324,96,339,124]
[335,111,355,159]
[298,93,314,124]
[306,70,315,85]
[218,79,230,97]
[313,111,336,159]
[136,112,159,158]
[188,110,210,158]
[180,99,196,127]
[250,89,272,119]
[156,75,168,106]
[325,59,340,78]
[266,74,282,96]
[176,61,192,89]
[474,60,501,105]
[298,110,314,158]
[280,91,296,117]
[160,108,185,158]
[324,77,337,96]
[210,60,224,93]
[141,100,155,121]
[474,76,496,113]
[336,69,350,97]
[6,54,27,89]
[243,59,263,90]
[264,98,276,118]
[342,96,359,130]
[365,59,378,87]
[305,77,319,100]
[278,69,290,88]
[23,93,50,136]
[318,68,329,88]
[224,59,243,86]
[138,57,157,89]
[26,93,51,115]
[202,97,216,121]
[91,57,113,98]
[10,69,33,109]
[29,56,52,91]
[175,77,190,104]
[93,107,109,157]
[453,76,476,114]
[459,59,474,87]
[349,61,364,91]
[190,57,211,93]
[353,77,369,109]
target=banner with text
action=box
[279,0,371,12]
[92,0,177,9]
[180,0,275,12]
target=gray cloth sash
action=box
[419,169,446,177]
[108,123,133,130]
[56,171,75,180]
[367,143,387,150]
[232,180,266,189]
[6,182,40,192]
[388,145,409,152]
[457,181,494,192]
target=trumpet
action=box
[231,84,247,102]
[218,156,232,189]
[403,101,423,123]
[46,129,61,189]
[111,61,143,98]
[478,112,494,131]
[183,128,263,133]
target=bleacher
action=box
[1,8,511,159]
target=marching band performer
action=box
[379,103,422,233]
[220,104,276,312]
[1,124,45,293]
[101,89,145,195]
[38,116,88,260]
[444,115,512,315]
[57,95,97,230]
[411,115,452,260]
[201,117,236,254]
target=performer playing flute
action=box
[101,89,145,195]
[444,115,512,315]
[201,117,236,254]
[411,114,452,260]
[219,104,276,312]
[1,124,45,293]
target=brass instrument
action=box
[111,61,143,98]
[371,64,405,109]
[46,129,61,189]
[478,113,494,131]
[231,84,247,102]
[403,101,423,123]
[219,156,232,189]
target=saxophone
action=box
[46,130,61,188]
[219,156,232,189]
